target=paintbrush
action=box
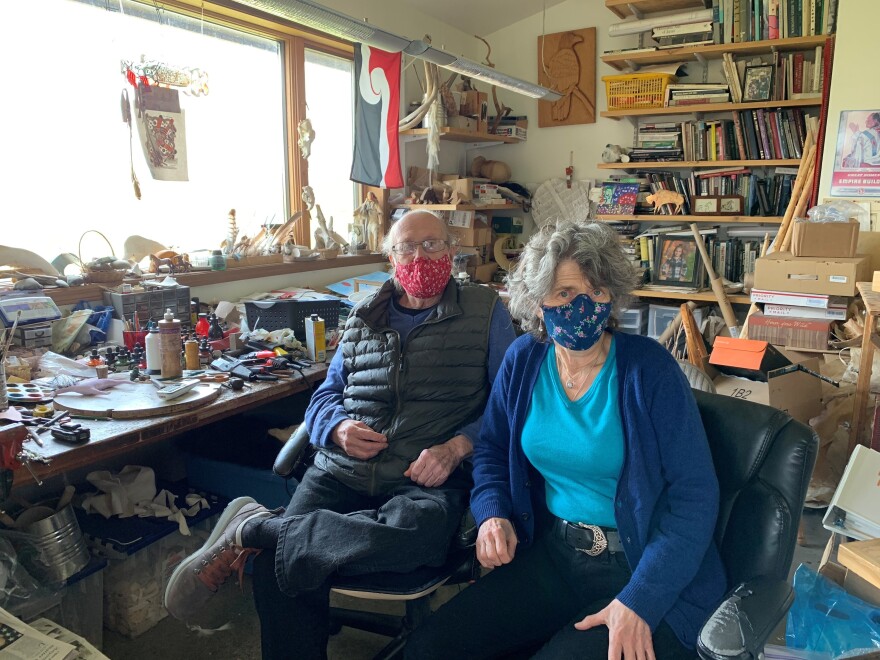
[1,311,21,360]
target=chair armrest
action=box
[273,424,312,478]
[697,577,794,660]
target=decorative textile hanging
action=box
[135,84,189,182]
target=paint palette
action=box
[6,384,54,404]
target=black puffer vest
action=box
[314,278,497,495]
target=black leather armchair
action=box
[274,390,818,660]
[272,425,477,660]
[695,390,819,660]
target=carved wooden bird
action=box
[545,32,595,121]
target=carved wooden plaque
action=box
[537,28,596,128]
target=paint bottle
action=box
[144,322,162,373]
[184,335,200,371]
[304,314,326,363]
[158,308,183,379]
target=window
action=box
[0,0,353,266]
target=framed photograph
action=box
[718,195,744,215]
[693,196,720,215]
[742,64,774,102]
[653,237,700,287]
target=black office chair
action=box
[275,390,818,660]
[272,424,478,660]
[694,390,819,660]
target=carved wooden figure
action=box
[537,28,596,128]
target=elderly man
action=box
[164,210,516,658]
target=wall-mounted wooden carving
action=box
[537,28,596,128]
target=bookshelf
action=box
[399,128,518,144]
[599,2,834,308]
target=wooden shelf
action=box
[597,214,783,224]
[605,0,706,19]
[602,35,829,71]
[598,159,799,169]
[399,128,517,144]
[602,98,820,119]
[393,203,518,211]
[631,288,751,304]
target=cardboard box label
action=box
[829,275,848,283]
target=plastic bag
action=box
[806,200,868,225]
[786,563,880,656]
[72,301,114,344]
[0,537,56,615]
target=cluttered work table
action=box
[5,362,328,488]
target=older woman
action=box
[406,221,726,659]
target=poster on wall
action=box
[830,110,880,197]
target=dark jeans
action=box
[404,522,695,660]
[252,464,470,660]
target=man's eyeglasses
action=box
[391,239,450,256]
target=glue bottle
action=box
[145,322,161,373]
[184,335,200,371]
[158,308,183,379]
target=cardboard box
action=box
[746,313,833,350]
[470,262,499,283]
[447,116,477,132]
[448,209,475,228]
[839,539,880,591]
[819,559,880,608]
[448,218,491,246]
[791,219,860,258]
[441,177,477,202]
[822,445,880,540]
[754,252,871,297]
[707,338,822,424]
[460,91,487,117]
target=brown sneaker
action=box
[164,496,275,623]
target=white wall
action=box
[817,0,880,201]
[476,1,635,188]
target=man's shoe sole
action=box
[164,496,258,615]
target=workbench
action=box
[850,281,880,455]
[13,363,328,488]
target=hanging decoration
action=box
[537,28,596,128]
[121,58,209,96]
[135,84,189,182]
[121,89,141,200]
[297,118,316,159]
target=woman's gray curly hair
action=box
[507,220,638,338]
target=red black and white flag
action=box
[350,43,403,188]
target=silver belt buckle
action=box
[574,522,607,556]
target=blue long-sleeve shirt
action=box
[471,330,726,649]
[306,297,516,449]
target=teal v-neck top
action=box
[521,337,624,528]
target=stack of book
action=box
[630,122,684,164]
[652,21,714,49]
[676,109,808,162]
[716,0,837,44]
[665,83,730,107]
[747,289,847,349]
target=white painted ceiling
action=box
[404,0,567,37]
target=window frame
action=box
[161,0,359,248]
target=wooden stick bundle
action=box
[773,129,816,252]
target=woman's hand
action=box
[575,599,654,660]
[476,517,518,569]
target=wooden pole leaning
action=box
[658,300,697,346]
[780,156,818,252]
[690,223,739,336]
[774,131,816,252]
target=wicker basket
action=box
[79,230,125,286]
[603,73,677,111]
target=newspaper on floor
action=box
[30,620,109,660]
[0,606,76,659]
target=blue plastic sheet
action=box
[786,563,880,656]
[72,302,114,345]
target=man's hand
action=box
[404,434,472,487]
[476,517,518,569]
[331,420,388,459]
[574,599,655,660]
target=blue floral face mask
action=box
[541,294,612,351]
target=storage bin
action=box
[244,296,340,339]
[617,305,648,336]
[648,304,704,340]
[36,557,108,650]
[602,73,676,110]
[75,484,225,638]
[186,453,293,510]
[103,287,191,328]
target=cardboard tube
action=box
[691,224,739,334]
[774,137,816,252]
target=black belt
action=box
[555,518,623,556]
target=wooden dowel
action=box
[690,224,739,334]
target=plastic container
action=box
[144,323,161,372]
[244,297,340,339]
[103,287,191,329]
[603,73,676,110]
[617,305,648,336]
[648,304,704,340]
[186,454,292,510]
[158,308,182,379]
[34,557,108,650]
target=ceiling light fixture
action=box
[236,0,562,101]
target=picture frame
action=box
[692,196,720,215]
[718,195,745,215]
[742,64,774,102]
[652,236,701,287]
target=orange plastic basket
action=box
[603,73,677,111]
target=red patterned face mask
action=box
[395,254,452,299]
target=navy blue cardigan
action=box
[471,331,727,649]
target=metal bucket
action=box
[12,503,90,584]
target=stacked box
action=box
[103,287,191,328]
[618,305,648,335]
[38,558,108,650]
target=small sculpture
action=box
[149,253,191,273]
[646,190,685,215]
[471,156,511,183]
[353,192,383,253]
[313,205,347,251]
[301,185,315,210]
[297,118,315,159]
[225,209,238,256]
[601,144,630,164]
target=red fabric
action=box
[394,255,452,299]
